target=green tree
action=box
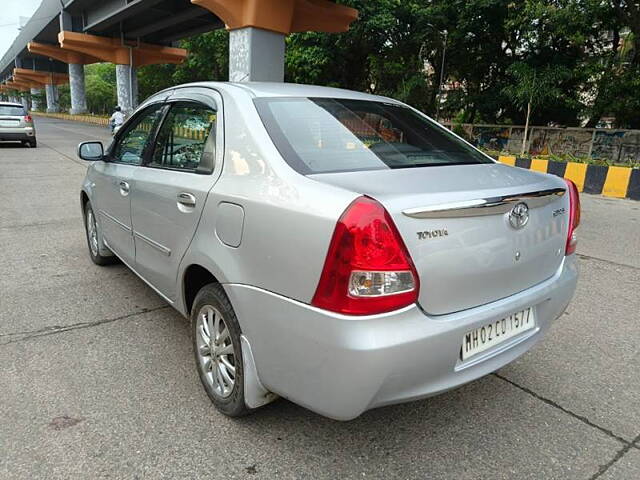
[503,62,569,154]
[138,64,177,102]
[584,1,640,128]
[173,30,229,83]
[58,84,70,112]
[67,0,640,128]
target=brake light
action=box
[565,179,581,255]
[312,196,419,315]
[24,115,32,123]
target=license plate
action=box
[461,308,535,361]
[0,120,19,127]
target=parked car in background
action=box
[0,102,36,147]
[77,82,579,420]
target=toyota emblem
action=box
[509,202,530,229]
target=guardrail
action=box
[498,155,640,200]
[32,112,210,141]
[33,112,110,126]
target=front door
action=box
[92,103,166,266]
[131,92,222,300]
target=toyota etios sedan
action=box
[78,82,578,420]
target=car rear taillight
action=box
[565,179,581,255]
[312,196,419,315]
[24,115,32,123]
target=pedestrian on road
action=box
[109,106,125,135]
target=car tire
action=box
[83,201,117,266]
[191,283,251,417]
[29,139,37,148]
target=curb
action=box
[498,156,640,200]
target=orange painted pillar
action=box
[57,31,187,113]
[28,42,98,114]
[13,69,69,113]
[191,0,358,81]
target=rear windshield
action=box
[254,97,492,174]
[0,105,26,116]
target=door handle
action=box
[177,192,196,208]
[119,180,130,196]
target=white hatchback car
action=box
[0,102,37,147]
[78,82,579,420]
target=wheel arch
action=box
[182,264,221,316]
[80,190,90,216]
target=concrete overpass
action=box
[0,0,357,114]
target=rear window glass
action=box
[0,105,26,116]
[254,97,492,174]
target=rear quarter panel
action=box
[178,87,358,313]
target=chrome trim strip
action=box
[133,231,172,257]
[402,188,566,219]
[99,210,132,233]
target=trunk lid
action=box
[310,163,569,315]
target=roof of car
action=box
[0,102,24,107]
[177,82,395,103]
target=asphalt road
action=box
[1,117,639,479]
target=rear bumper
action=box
[0,128,35,141]
[225,255,578,420]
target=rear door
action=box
[92,103,166,266]
[131,88,222,300]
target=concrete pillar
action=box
[229,27,285,82]
[68,63,87,114]
[45,84,60,113]
[30,88,42,112]
[116,64,138,114]
[132,69,139,108]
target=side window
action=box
[111,104,165,165]
[149,103,216,172]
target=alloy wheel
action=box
[195,305,236,398]
[87,209,99,257]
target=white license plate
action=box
[0,120,19,127]
[461,308,535,361]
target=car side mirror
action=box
[78,141,104,161]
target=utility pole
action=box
[421,25,449,122]
[436,30,448,122]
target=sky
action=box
[0,0,42,58]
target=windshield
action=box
[254,97,492,174]
[0,105,26,116]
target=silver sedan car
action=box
[78,82,579,420]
